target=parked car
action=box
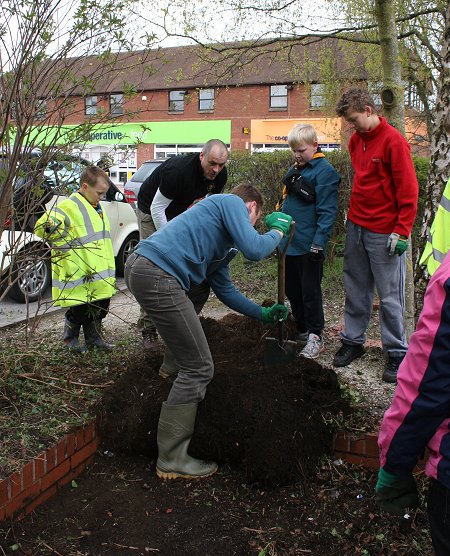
[1,156,139,303]
[123,159,164,206]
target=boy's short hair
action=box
[287,124,317,148]
[335,87,377,117]
[80,165,109,187]
[231,183,264,212]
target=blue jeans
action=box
[428,479,450,555]
[125,253,213,405]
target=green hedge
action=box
[227,150,429,262]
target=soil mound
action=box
[98,314,351,487]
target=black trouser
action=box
[285,253,324,337]
[65,298,111,325]
[428,478,450,556]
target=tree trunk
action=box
[418,3,450,264]
[375,0,415,339]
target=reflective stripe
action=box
[52,267,115,290]
[440,193,450,212]
[55,230,112,250]
[432,247,447,264]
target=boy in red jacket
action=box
[333,88,418,383]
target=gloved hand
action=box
[45,218,61,234]
[375,468,419,516]
[386,233,408,256]
[309,244,324,262]
[265,212,293,237]
[261,303,289,324]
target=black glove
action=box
[375,469,419,516]
[309,244,324,262]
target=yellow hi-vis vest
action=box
[34,192,116,307]
[419,178,450,276]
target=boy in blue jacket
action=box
[280,124,340,359]
[125,183,292,480]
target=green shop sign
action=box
[22,120,231,146]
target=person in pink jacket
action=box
[376,250,450,555]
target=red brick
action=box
[83,423,95,444]
[34,452,46,479]
[56,437,67,465]
[75,428,86,450]
[41,460,71,492]
[0,505,5,522]
[349,438,366,455]
[0,479,9,507]
[59,463,87,489]
[70,440,98,469]
[333,433,350,453]
[46,446,57,472]
[23,485,57,517]
[21,461,34,490]
[344,453,379,470]
[66,433,76,457]
[365,433,380,457]
[9,473,21,498]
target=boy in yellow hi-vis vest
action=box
[419,178,450,277]
[34,166,116,351]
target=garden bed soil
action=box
[0,313,432,555]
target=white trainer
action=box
[299,333,324,359]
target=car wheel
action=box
[8,245,51,303]
[115,232,139,276]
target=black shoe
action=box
[382,355,405,384]
[333,343,365,367]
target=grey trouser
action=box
[125,253,212,405]
[340,221,408,356]
[136,208,157,332]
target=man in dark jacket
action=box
[136,139,228,350]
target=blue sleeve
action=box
[207,265,262,319]
[312,165,340,248]
[221,197,281,260]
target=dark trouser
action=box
[340,221,407,356]
[285,253,324,336]
[65,298,110,325]
[125,253,212,405]
[428,478,450,556]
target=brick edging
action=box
[333,430,380,470]
[1,426,418,523]
[0,422,99,523]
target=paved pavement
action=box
[0,278,127,329]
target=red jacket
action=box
[347,117,418,237]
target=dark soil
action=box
[0,315,432,555]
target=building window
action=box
[368,81,383,107]
[110,94,123,115]
[169,90,185,112]
[270,85,288,109]
[310,84,326,110]
[85,95,97,116]
[199,89,214,111]
[36,99,47,120]
[405,84,424,111]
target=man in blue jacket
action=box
[125,183,292,480]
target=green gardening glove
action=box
[264,212,293,237]
[261,303,289,324]
[375,468,419,516]
[386,233,408,256]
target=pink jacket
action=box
[378,251,450,487]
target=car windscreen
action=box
[130,162,161,182]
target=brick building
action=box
[31,38,427,186]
